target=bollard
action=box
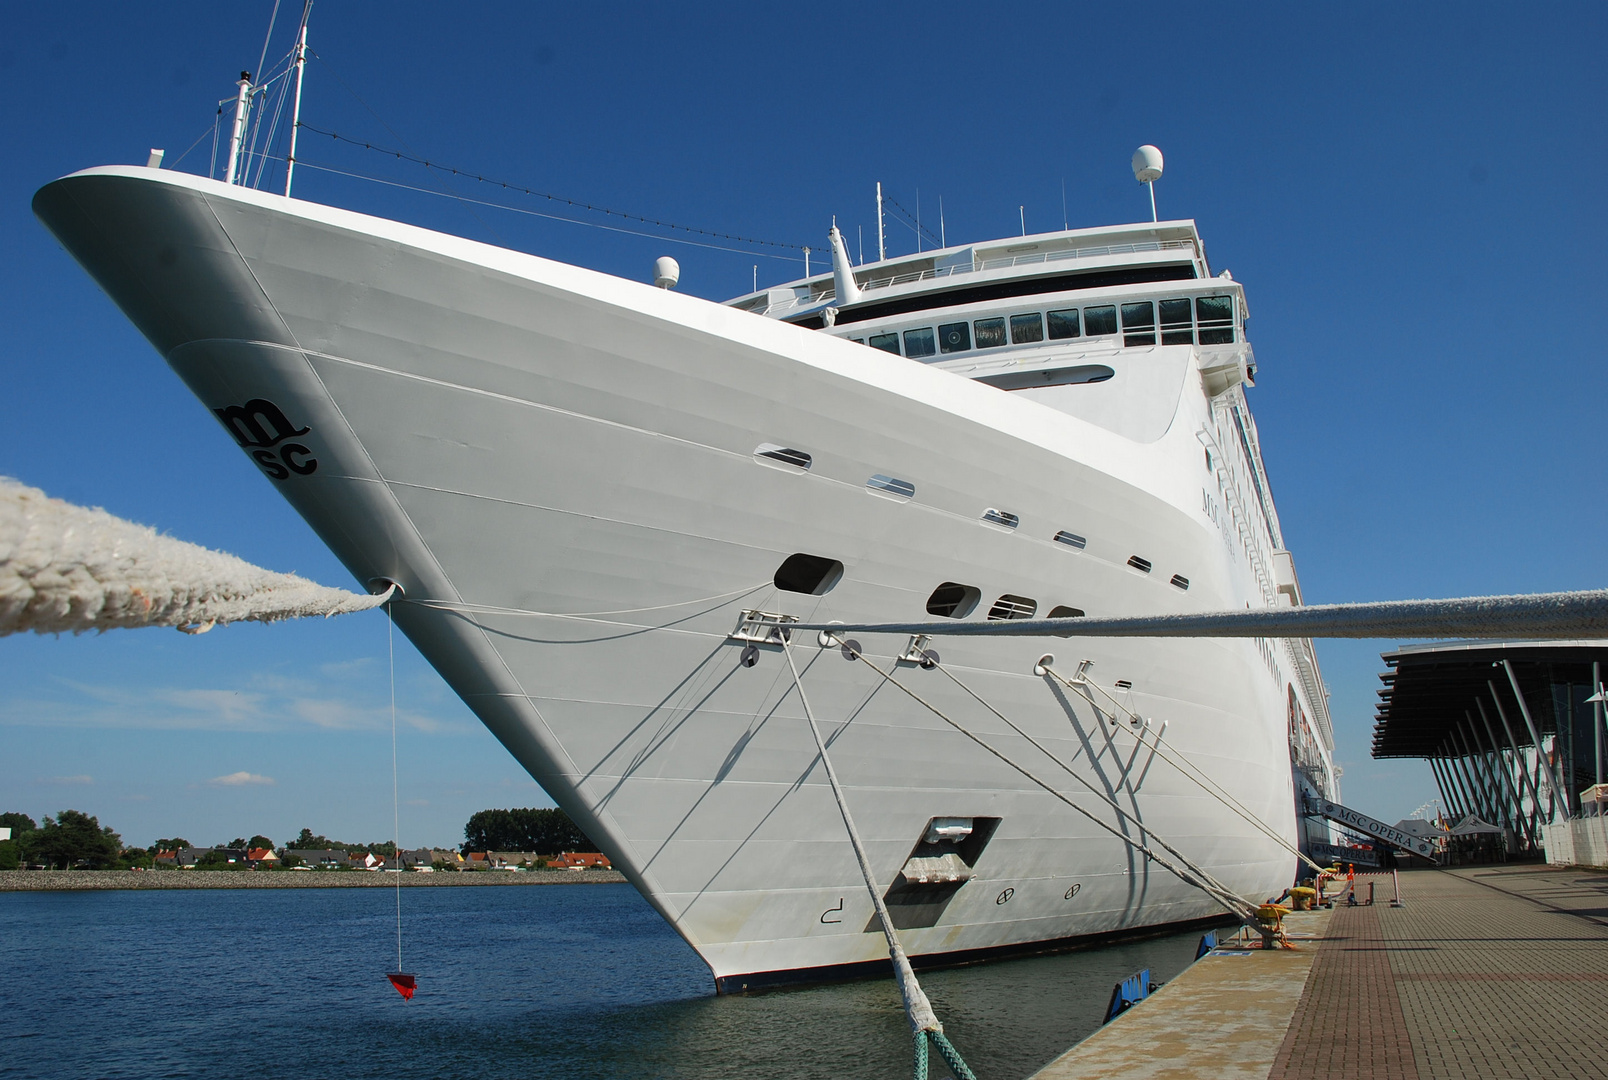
[1390,868,1405,908]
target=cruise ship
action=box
[34,160,1339,990]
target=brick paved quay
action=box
[1034,865,1608,1080]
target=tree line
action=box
[1,806,597,870]
[461,808,595,854]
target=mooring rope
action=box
[389,605,403,976]
[821,633,1259,922]
[0,476,393,636]
[786,588,1608,641]
[1039,661,1325,875]
[780,644,977,1080]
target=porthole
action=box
[867,474,916,500]
[754,443,812,470]
[981,508,1020,530]
[1048,605,1085,619]
[987,594,1037,621]
[926,582,981,619]
[774,553,843,595]
[1127,555,1153,574]
[1053,530,1087,549]
[1170,574,1190,591]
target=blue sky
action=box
[3,3,1605,849]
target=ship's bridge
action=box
[724,219,1217,329]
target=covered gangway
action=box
[1372,641,1608,854]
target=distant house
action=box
[485,851,547,869]
[547,852,611,871]
[285,849,350,869]
[247,848,279,866]
[466,852,490,869]
[427,849,463,868]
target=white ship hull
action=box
[36,166,1325,989]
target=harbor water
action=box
[0,882,1205,1079]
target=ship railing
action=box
[751,238,1198,318]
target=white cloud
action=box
[38,774,93,785]
[207,771,275,787]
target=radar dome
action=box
[653,256,681,289]
[1131,145,1164,183]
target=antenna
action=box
[283,2,312,197]
[1019,205,1025,236]
[939,196,945,248]
[876,182,885,261]
[803,246,811,277]
[1061,178,1068,230]
[1132,145,1164,223]
[653,256,680,289]
[916,189,921,253]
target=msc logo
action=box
[213,398,318,481]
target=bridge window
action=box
[904,327,937,359]
[1196,296,1235,344]
[1083,305,1117,337]
[974,317,1007,349]
[938,321,971,354]
[1047,308,1080,340]
[1010,313,1044,344]
[926,582,981,619]
[869,332,900,354]
[1159,298,1194,345]
[1121,302,1155,347]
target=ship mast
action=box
[283,3,312,197]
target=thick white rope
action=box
[786,588,1608,641]
[390,607,403,974]
[0,477,389,636]
[825,635,1259,921]
[780,643,943,1034]
[1040,662,1325,875]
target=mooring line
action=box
[780,644,977,1080]
[819,634,1257,921]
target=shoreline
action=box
[0,869,626,891]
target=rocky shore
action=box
[0,869,625,891]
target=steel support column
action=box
[1467,712,1520,840]
[1452,724,1496,822]
[1485,687,1545,841]
[1429,757,1457,820]
[1501,662,1568,820]
[1474,700,1532,848]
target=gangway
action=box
[1307,797,1439,861]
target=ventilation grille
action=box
[753,443,812,470]
[981,508,1020,529]
[987,594,1038,621]
[1170,574,1190,591]
[1127,556,1152,573]
[867,474,916,499]
[1053,530,1087,550]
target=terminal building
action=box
[1370,640,1608,862]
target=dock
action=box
[1031,865,1608,1079]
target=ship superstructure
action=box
[36,164,1338,990]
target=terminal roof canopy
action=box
[1371,640,1608,759]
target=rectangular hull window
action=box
[987,594,1037,620]
[1010,312,1044,344]
[926,582,981,619]
[1159,298,1194,345]
[869,332,900,354]
[903,327,936,359]
[1121,302,1155,347]
[938,322,971,354]
[974,317,1006,349]
[1047,308,1081,339]
[774,553,844,594]
[1196,295,1235,344]
[1084,305,1118,337]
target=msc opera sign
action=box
[1315,799,1437,858]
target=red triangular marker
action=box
[387,973,417,1000]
